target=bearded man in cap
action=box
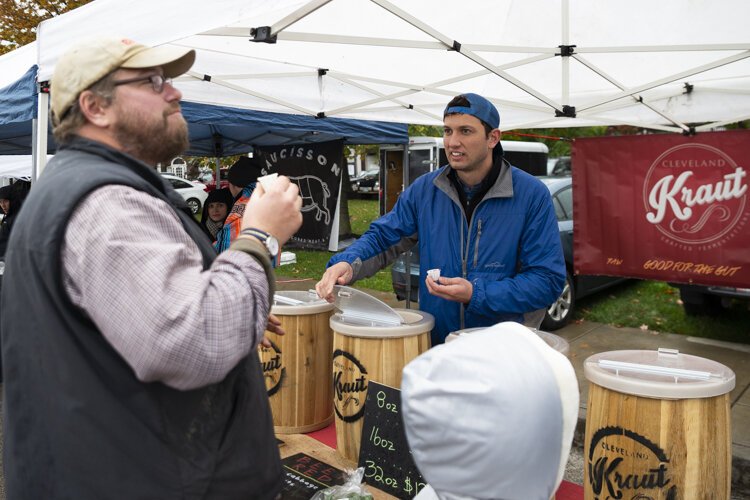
[0,37,302,499]
[317,93,565,345]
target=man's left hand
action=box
[260,313,284,348]
[425,276,473,304]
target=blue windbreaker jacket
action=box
[329,160,565,344]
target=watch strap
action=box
[240,227,271,240]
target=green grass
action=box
[573,280,750,344]
[276,199,750,344]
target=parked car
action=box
[550,156,571,176]
[669,283,750,316]
[350,169,379,196]
[391,175,626,330]
[161,174,209,215]
[203,168,230,192]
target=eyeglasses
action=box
[112,74,172,94]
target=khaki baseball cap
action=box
[50,36,195,125]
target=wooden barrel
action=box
[258,291,335,434]
[331,309,434,462]
[447,326,570,358]
[583,348,735,500]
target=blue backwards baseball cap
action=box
[443,93,500,130]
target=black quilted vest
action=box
[0,139,281,499]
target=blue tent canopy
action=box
[0,64,407,159]
[181,101,407,156]
[0,66,51,155]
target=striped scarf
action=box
[213,183,255,253]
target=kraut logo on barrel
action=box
[332,349,368,423]
[587,426,676,500]
[643,143,748,248]
[258,340,284,396]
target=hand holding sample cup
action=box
[426,270,473,304]
[243,174,302,245]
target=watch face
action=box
[266,236,279,256]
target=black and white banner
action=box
[255,140,344,250]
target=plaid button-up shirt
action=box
[62,185,271,390]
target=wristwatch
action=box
[240,228,279,259]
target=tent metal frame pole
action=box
[268,0,333,35]
[578,50,750,113]
[368,0,564,112]
[275,31,558,54]
[402,142,412,310]
[572,55,690,132]
[325,53,553,118]
[695,115,750,132]
[186,71,317,116]
[34,91,49,180]
[31,118,38,184]
[561,0,570,106]
[575,43,750,54]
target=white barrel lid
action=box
[447,326,569,355]
[445,327,485,343]
[584,348,736,399]
[534,329,570,356]
[331,308,434,338]
[331,285,404,327]
[271,290,334,315]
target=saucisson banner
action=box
[574,130,750,288]
[255,140,343,250]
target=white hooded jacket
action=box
[401,322,579,500]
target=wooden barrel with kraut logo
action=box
[258,291,335,434]
[330,289,433,462]
[583,348,735,500]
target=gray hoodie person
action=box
[401,322,579,500]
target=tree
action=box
[0,0,91,55]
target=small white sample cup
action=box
[257,173,279,191]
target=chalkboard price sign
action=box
[357,381,427,499]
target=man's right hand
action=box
[242,176,302,245]
[315,262,354,302]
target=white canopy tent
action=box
[0,42,36,90]
[28,0,750,173]
[0,156,36,180]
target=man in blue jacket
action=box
[316,93,565,345]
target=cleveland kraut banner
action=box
[574,130,750,288]
[255,140,344,250]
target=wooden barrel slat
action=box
[331,309,433,462]
[259,307,334,434]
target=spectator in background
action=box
[0,181,30,259]
[214,156,264,253]
[200,187,234,241]
[401,322,579,500]
[0,185,11,220]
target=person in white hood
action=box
[401,322,579,500]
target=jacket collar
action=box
[434,155,514,202]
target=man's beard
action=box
[113,104,189,165]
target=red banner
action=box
[574,130,750,288]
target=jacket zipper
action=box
[474,219,482,268]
